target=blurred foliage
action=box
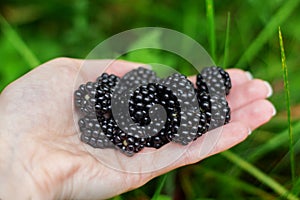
[1,0,300,199]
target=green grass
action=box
[205,0,216,62]
[201,167,276,199]
[223,12,231,69]
[222,151,299,200]
[151,174,168,200]
[236,0,300,68]
[279,27,295,186]
[0,0,299,199]
[0,14,40,68]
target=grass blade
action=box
[223,12,231,68]
[236,0,300,68]
[248,123,300,162]
[291,177,300,196]
[229,122,300,178]
[222,150,299,200]
[279,27,295,186]
[205,0,216,62]
[201,167,276,199]
[0,14,40,69]
[151,174,168,200]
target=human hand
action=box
[0,58,275,199]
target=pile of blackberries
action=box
[74,66,231,156]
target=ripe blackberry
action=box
[98,116,146,156]
[78,115,114,148]
[74,81,98,115]
[95,73,120,117]
[113,129,146,156]
[196,66,231,131]
[114,67,160,96]
[197,91,211,130]
[128,83,181,148]
[111,67,160,136]
[161,73,201,145]
[196,91,231,131]
[208,94,231,129]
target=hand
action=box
[0,58,275,199]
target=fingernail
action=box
[271,105,277,116]
[245,71,253,80]
[264,81,273,98]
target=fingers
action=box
[226,69,253,87]
[231,99,276,131]
[227,79,273,111]
[150,121,250,176]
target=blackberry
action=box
[115,67,160,93]
[111,67,160,135]
[113,129,146,156]
[196,66,231,131]
[98,116,146,156]
[78,115,114,148]
[128,83,181,148]
[74,81,98,115]
[196,92,231,131]
[208,94,231,129]
[196,91,210,130]
[161,73,201,145]
[95,73,120,117]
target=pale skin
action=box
[0,58,275,199]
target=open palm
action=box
[0,58,275,199]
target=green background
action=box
[1,0,300,199]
